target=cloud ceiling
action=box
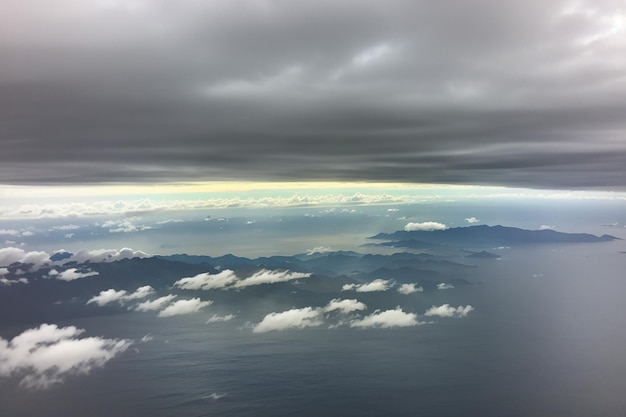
[1,0,625,189]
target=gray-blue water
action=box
[2,242,626,416]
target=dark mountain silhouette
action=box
[370,225,619,246]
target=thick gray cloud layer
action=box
[1,0,625,189]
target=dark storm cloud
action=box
[1,0,625,189]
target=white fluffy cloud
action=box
[174,270,238,291]
[101,218,152,233]
[87,286,154,307]
[174,269,311,291]
[423,304,474,318]
[436,283,454,290]
[540,225,555,230]
[69,248,149,264]
[306,246,333,255]
[253,307,323,333]
[397,283,423,294]
[404,222,447,231]
[233,269,311,288]
[342,279,392,292]
[158,298,212,317]
[134,294,177,312]
[56,268,99,281]
[323,298,367,314]
[206,314,236,324]
[0,324,131,389]
[465,217,480,223]
[0,247,49,269]
[350,307,422,329]
[1,277,29,286]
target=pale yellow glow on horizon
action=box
[0,181,492,199]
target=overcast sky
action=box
[1,0,625,190]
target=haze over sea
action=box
[2,196,626,417]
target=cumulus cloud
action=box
[0,324,131,389]
[0,267,9,276]
[69,247,149,264]
[253,307,323,333]
[404,222,447,231]
[134,294,177,312]
[342,279,392,292]
[0,247,49,270]
[87,286,154,307]
[158,298,212,317]
[55,268,99,281]
[234,269,312,288]
[51,224,80,231]
[174,269,311,291]
[323,298,367,314]
[423,304,474,318]
[206,314,236,324]
[350,307,423,329]
[539,225,555,230]
[306,246,333,255]
[465,217,480,223]
[101,218,152,233]
[436,283,454,290]
[397,283,423,295]
[174,270,238,291]
[1,277,29,286]
[0,229,20,236]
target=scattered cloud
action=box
[55,268,99,281]
[134,294,177,312]
[539,225,555,230]
[342,279,392,292]
[465,217,480,223]
[436,283,454,290]
[397,283,423,295]
[234,270,311,288]
[1,277,29,286]
[174,270,238,291]
[206,314,236,324]
[404,222,447,231]
[69,248,149,264]
[423,304,474,318]
[0,229,20,236]
[323,298,367,314]
[51,224,80,231]
[306,246,333,255]
[253,307,323,333]
[0,247,49,270]
[174,269,311,291]
[0,324,131,389]
[157,298,212,317]
[102,218,152,233]
[350,307,423,329]
[140,334,153,343]
[87,286,154,306]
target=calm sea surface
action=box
[2,242,626,417]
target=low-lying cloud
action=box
[157,298,212,317]
[350,307,423,329]
[423,304,474,318]
[55,268,99,281]
[404,222,447,231]
[253,307,324,333]
[134,294,178,312]
[397,283,423,294]
[87,286,154,307]
[0,323,131,389]
[342,279,392,292]
[174,269,311,291]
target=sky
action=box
[1,0,625,190]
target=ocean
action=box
[2,241,626,416]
